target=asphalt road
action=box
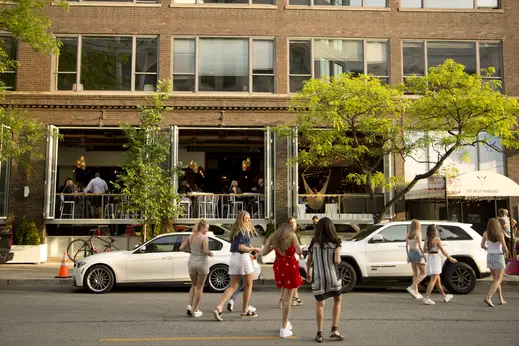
[0,284,518,346]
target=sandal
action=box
[330,327,344,340]
[292,297,303,306]
[240,310,257,318]
[500,300,507,305]
[483,298,494,307]
[315,331,323,343]
[213,309,223,321]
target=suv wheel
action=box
[442,262,477,295]
[338,261,357,293]
[207,265,230,293]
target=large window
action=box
[69,0,159,3]
[0,36,18,91]
[173,0,274,4]
[401,0,499,9]
[55,36,158,91]
[402,40,503,87]
[172,37,275,93]
[289,39,389,93]
[0,125,12,218]
[290,0,387,6]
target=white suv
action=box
[319,221,490,295]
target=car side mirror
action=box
[137,245,146,253]
[371,234,384,243]
[134,244,139,249]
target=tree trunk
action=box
[143,223,147,242]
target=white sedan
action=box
[72,232,261,294]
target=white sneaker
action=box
[443,294,453,303]
[406,286,418,298]
[227,299,234,312]
[422,298,435,305]
[280,327,293,338]
[286,321,292,331]
[248,305,257,313]
[193,310,203,318]
[187,305,192,316]
[416,293,423,299]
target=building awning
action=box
[405,171,519,200]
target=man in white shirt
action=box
[84,173,109,218]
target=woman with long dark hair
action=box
[482,218,508,307]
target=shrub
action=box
[14,218,40,245]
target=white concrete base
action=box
[10,244,48,264]
[46,236,140,258]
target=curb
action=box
[0,279,73,287]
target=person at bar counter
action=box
[84,173,109,218]
[251,178,265,194]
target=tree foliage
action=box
[113,81,182,240]
[283,60,519,222]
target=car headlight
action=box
[75,260,87,268]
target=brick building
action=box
[1,0,518,251]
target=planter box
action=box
[10,244,48,264]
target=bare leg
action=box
[434,275,446,296]
[424,275,437,299]
[411,263,418,290]
[188,273,198,307]
[216,275,242,312]
[192,274,207,312]
[241,273,255,314]
[331,295,342,328]
[412,264,427,294]
[281,288,294,329]
[316,300,325,332]
[279,287,284,308]
[487,269,504,300]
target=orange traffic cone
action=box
[55,251,72,278]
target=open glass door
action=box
[264,127,275,220]
[43,125,59,219]
[170,125,179,190]
[288,127,299,218]
[383,154,394,219]
[0,125,12,218]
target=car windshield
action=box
[348,224,384,241]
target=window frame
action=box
[401,39,504,90]
[400,0,500,10]
[288,37,390,94]
[54,34,159,92]
[0,35,18,91]
[290,0,388,7]
[171,0,276,5]
[69,0,161,4]
[171,36,276,94]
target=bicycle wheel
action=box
[67,239,92,262]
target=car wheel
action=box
[84,265,115,294]
[207,265,230,293]
[338,261,357,293]
[442,262,477,295]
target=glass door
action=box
[0,125,12,218]
[43,125,59,219]
[288,127,299,218]
[264,126,275,220]
[170,125,179,190]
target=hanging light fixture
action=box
[76,136,86,170]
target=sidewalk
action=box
[1,262,518,288]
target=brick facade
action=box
[2,0,519,231]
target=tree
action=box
[281,73,411,223]
[114,80,183,241]
[283,60,519,223]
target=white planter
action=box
[10,244,48,264]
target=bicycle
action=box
[66,228,120,263]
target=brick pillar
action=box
[275,135,289,225]
[506,148,519,220]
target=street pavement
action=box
[0,283,518,346]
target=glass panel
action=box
[364,0,387,6]
[314,0,361,5]
[479,42,501,77]
[289,41,311,75]
[173,75,195,92]
[58,37,78,73]
[252,0,275,3]
[400,0,422,7]
[290,0,310,4]
[0,73,16,90]
[378,225,408,242]
[174,0,196,3]
[477,0,499,8]
[403,41,425,76]
[290,76,311,93]
[173,39,195,74]
[427,41,477,74]
[198,38,249,92]
[45,126,59,219]
[147,235,177,253]
[253,75,274,93]
[57,73,77,91]
[427,0,474,8]
[81,36,132,91]
[253,40,274,75]
[0,36,17,63]
[314,40,363,78]
[83,0,133,2]
[377,77,389,85]
[200,0,248,3]
[437,225,472,241]
[135,74,157,91]
[0,159,10,217]
[136,38,158,73]
[367,41,388,76]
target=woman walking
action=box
[306,217,343,343]
[406,219,427,299]
[422,224,457,305]
[482,218,508,307]
[262,223,303,338]
[213,211,260,321]
[278,217,303,309]
[179,220,213,317]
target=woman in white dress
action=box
[422,224,457,305]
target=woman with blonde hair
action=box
[213,211,260,321]
[262,222,303,338]
[179,219,213,317]
[422,224,457,305]
[406,219,427,299]
[482,218,508,307]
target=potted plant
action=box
[10,218,47,264]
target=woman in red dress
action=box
[261,223,303,338]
